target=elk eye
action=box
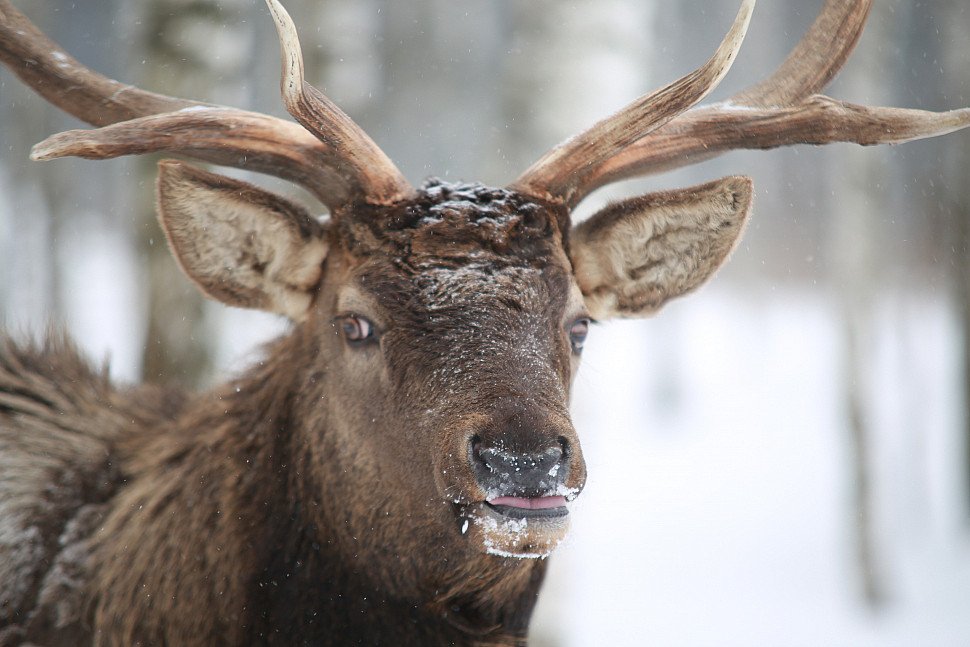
[337,315,375,345]
[568,318,590,354]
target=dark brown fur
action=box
[0,182,585,647]
[0,335,186,646]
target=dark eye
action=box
[336,315,376,345]
[568,318,590,354]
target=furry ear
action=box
[156,160,329,321]
[570,176,752,319]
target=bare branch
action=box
[509,0,755,207]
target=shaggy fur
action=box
[0,335,186,646]
[0,331,548,646]
[0,175,744,646]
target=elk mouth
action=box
[448,432,585,557]
[458,496,573,559]
[485,495,568,519]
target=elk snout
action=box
[438,407,586,557]
[471,438,570,500]
[434,403,586,514]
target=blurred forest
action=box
[1,0,969,645]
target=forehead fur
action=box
[337,179,569,265]
[359,257,574,402]
[331,180,577,359]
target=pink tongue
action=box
[488,496,567,510]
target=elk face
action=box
[156,163,752,561]
[323,181,589,559]
[145,0,757,563]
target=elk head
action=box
[2,0,968,565]
[146,0,754,561]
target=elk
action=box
[0,0,967,644]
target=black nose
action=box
[471,438,568,498]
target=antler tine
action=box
[585,100,970,189]
[1,0,412,209]
[510,0,756,207]
[577,0,970,196]
[264,0,413,205]
[0,0,199,124]
[27,108,358,204]
[732,0,872,108]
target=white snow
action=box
[472,507,558,560]
[58,224,146,383]
[485,546,549,560]
[530,284,970,647]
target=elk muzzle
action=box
[438,403,586,559]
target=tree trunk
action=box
[127,0,256,387]
[939,0,970,518]
[826,3,893,609]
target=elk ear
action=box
[569,176,752,319]
[156,160,329,321]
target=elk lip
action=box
[485,495,569,519]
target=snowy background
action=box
[532,289,970,646]
[2,0,970,645]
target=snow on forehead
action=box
[417,180,538,223]
[415,262,544,311]
[355,178,564,260]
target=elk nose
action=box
[471,439,568,498]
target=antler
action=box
[262,0,412,206]
[0,0,412,209]
[513,0,970,209]
[0,0,197,124]
[510,0,756,206]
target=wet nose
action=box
[471,439,568,498]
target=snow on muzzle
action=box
[452,438,583,558]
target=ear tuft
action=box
[570,176,752,320]
[156,160,329,321]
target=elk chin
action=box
[461,501,570,559]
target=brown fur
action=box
[0,169,748,645]
[0,334,185,646]
[0,182,575,646]
[0,330,545,646]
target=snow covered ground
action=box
[531,285,970,647]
